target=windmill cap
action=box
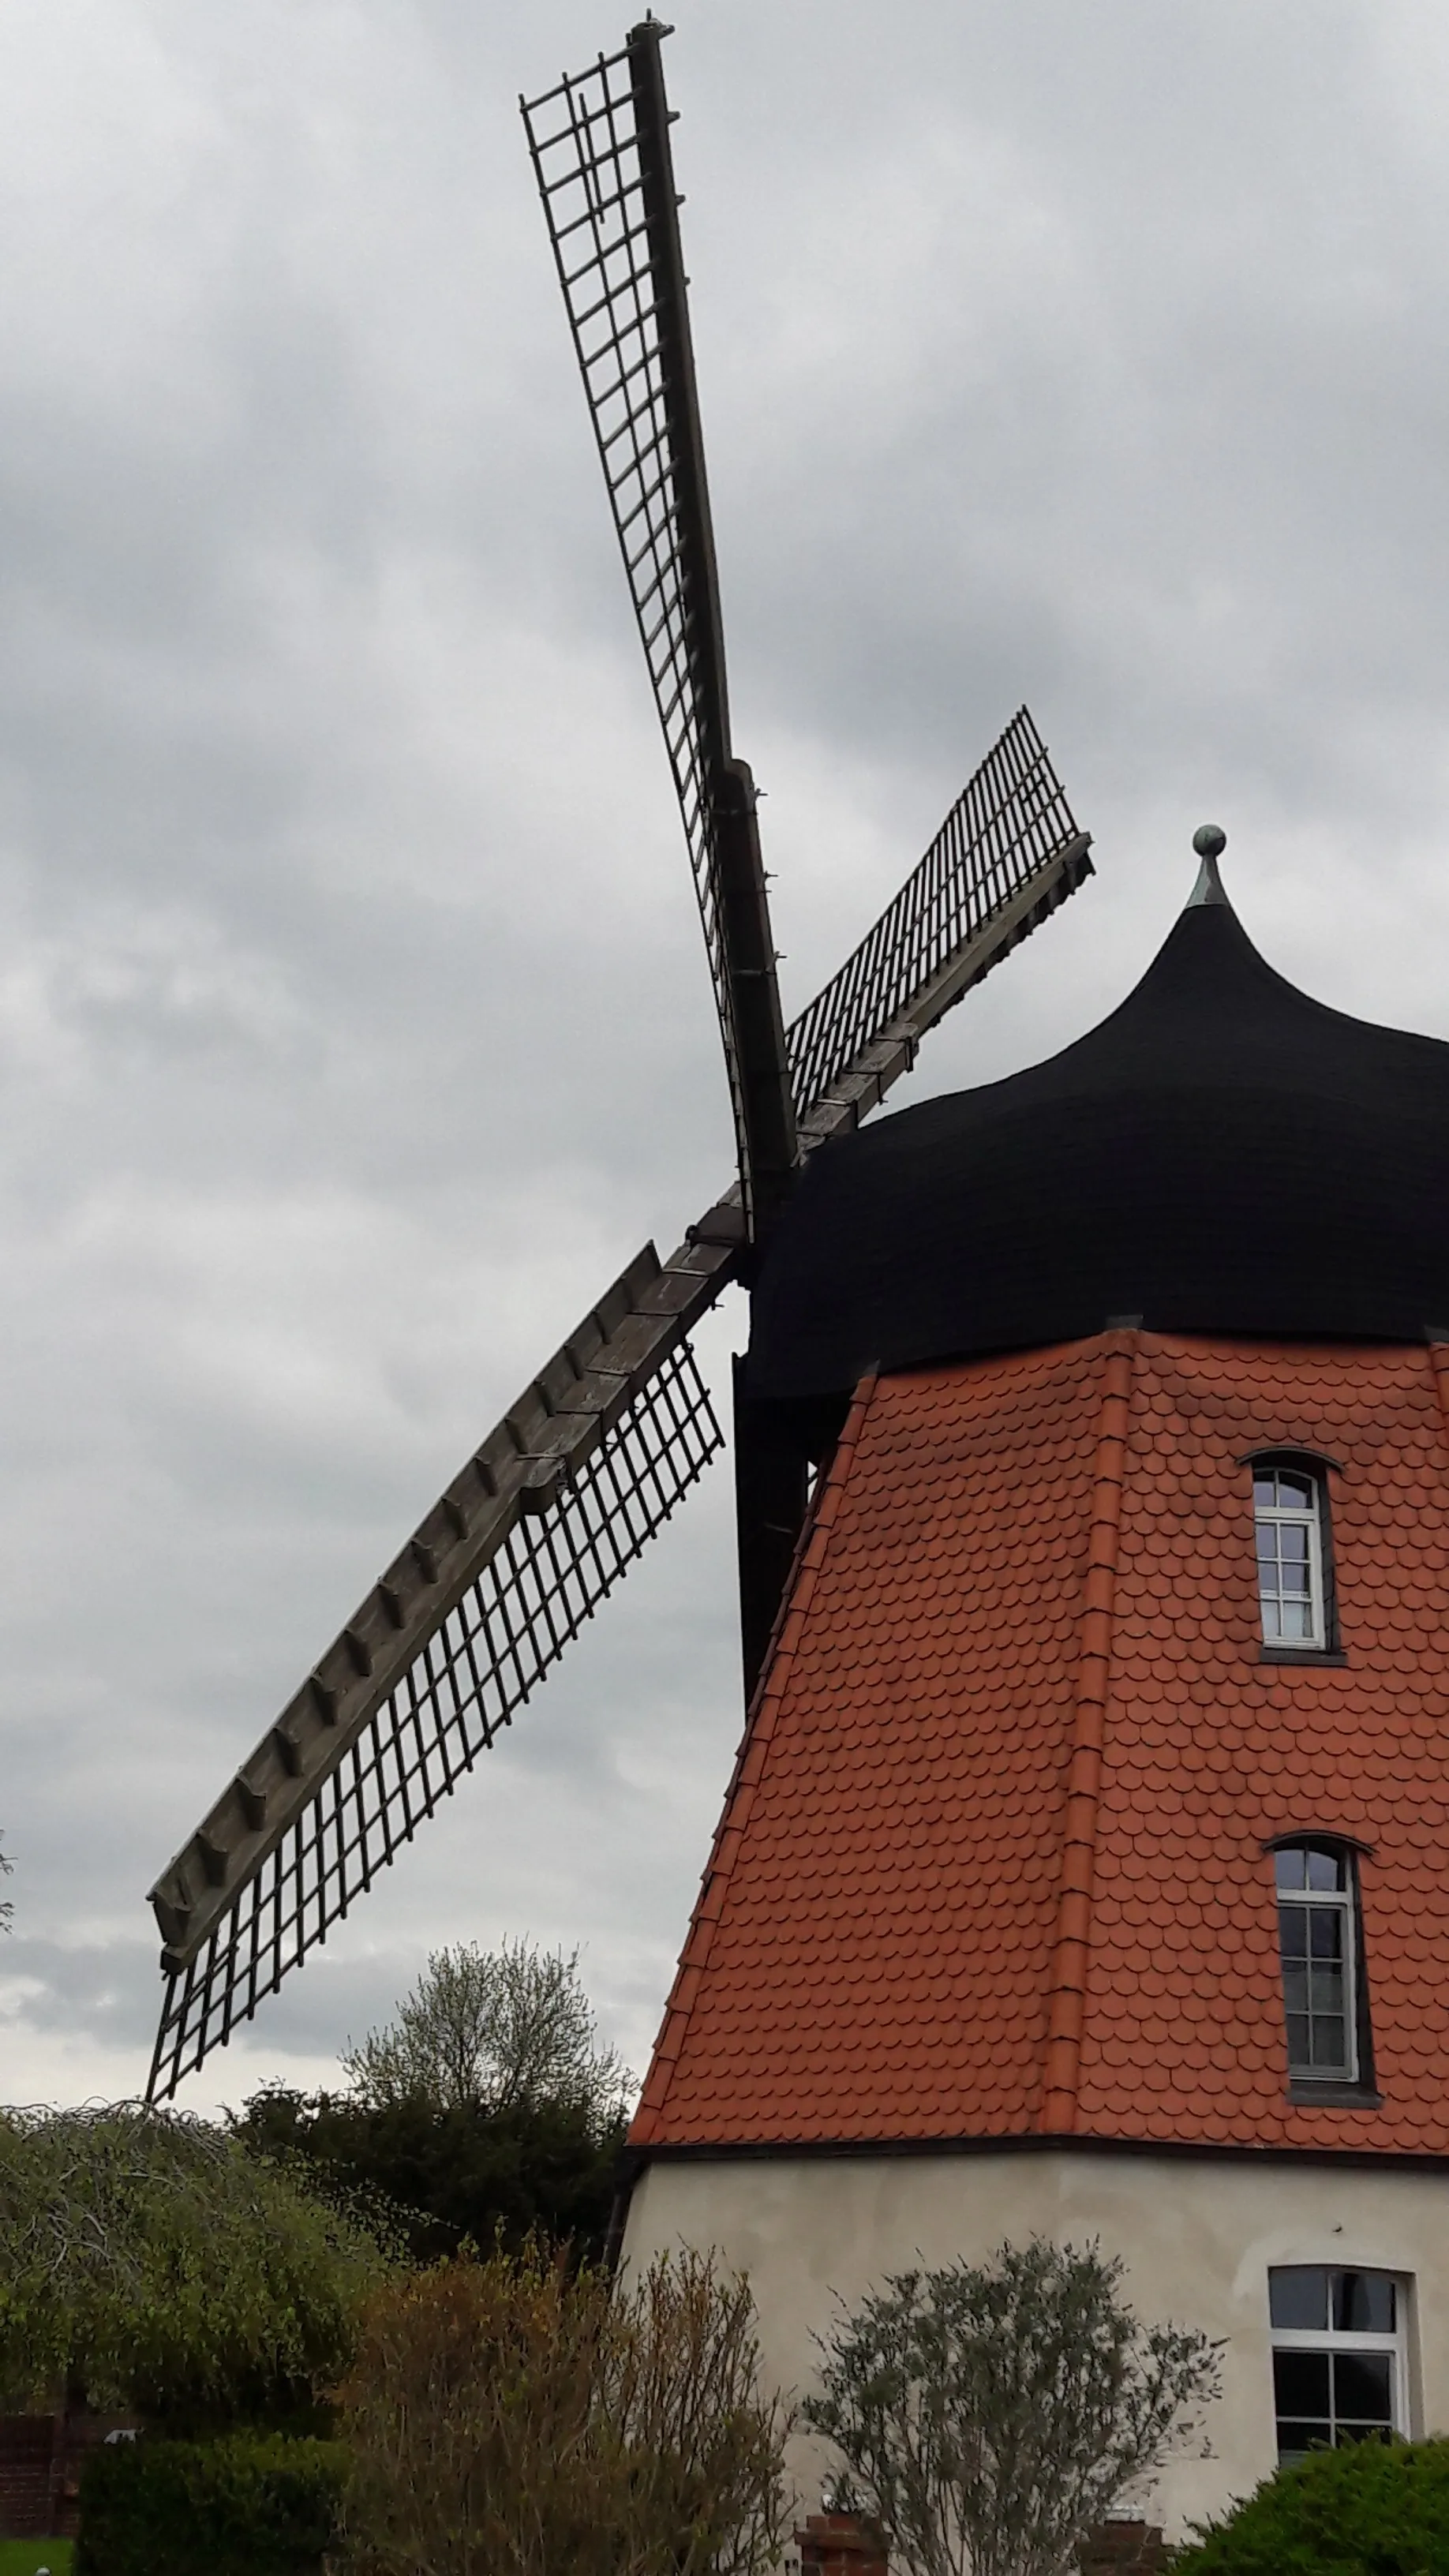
[747,864,1449,1402]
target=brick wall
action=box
[0,2414,141,2540]
[794,2510,889,2576]
[1079,2520,1170,2573]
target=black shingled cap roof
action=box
[747,860,1449,1404]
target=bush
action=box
[231,2083,625,2267]
[804,2239,1219,2576]
[74,2432,347,2576]
[336,2241,792,2576]
[1174,2434,1449,2573]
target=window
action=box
[1269,2267,1405,2461]
[1253,1463,1327,1649]
[1275,1844,1362,2084]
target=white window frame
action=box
[1269,2267,1407,2462]
[1275,1844,1360,2084]
[1254,1464,1327,1650]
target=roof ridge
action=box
[627,1369,879,2149]
[1039,1331,1137,2134]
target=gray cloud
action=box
[1,0,1447,2111]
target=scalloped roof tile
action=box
[630,1331,1449,2157]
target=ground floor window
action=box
[1269,2267,1405,2460]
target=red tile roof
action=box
[631,1331,1449,2156]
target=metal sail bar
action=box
[521,24,796,1237]
[785,709,1091,1133]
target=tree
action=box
[340,1937,631,2125]
[0,2103,395,2428]
[230,2081,626,2267]
[803,2239,1220,2576]
[337,2241,792,2576]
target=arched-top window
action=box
[1270,1836,1375,2097]
[1252,1456,1333,1652]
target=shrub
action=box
[1173,2433,1449,2574]
[231,2081,625,2266]
[336,2241,792,2576]
[804,2238,1220,2576]
[74,2432,347,2576]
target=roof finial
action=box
[1187,822,1229,908]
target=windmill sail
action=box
[788,708,1091,1140]
[146,1233,734,2101]
[145,6,1100,2099]
[521,23,796,1236]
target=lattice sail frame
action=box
[521,29,754,1185]
[149,1344,721,2099]
[787,709,1080,1121]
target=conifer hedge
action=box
[74,2432,346,2576]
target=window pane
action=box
[1309,2015,1347,2070]
[1331,2352,1393,2426]
[1276,2421,1331,2461]
[1254,1473,1279,1507]
[1263,1601,1284,1639]
[1335,2274,1395,2334]
[1281,1528,1310,1566]
[1279,1905,1309,1964]
[1283,1968,1311,2018]
[1309,1850,1346,1893]
[1271,2269,1330,2330]
[1275,2350,1331,2413]
[1277,1474,1314,1507]
[1276,1850,1309,1893]
[1307,1968,1346,2024]
[1309,1910,1344,1960]
[1286,2012,1312,2065]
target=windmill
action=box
[144,17,1094,2102]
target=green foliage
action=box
[231,2081,626,2265]
[336,2241,792,2576]
[0,2544,73,2576]
[74,2432,346,2576]
[0,2105,395,2425]
[1173,2434,1449,2574]
[339,1936,631,2122]
[803,2238,1221,2576]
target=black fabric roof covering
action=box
[746,871,1449,1403]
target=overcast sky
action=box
[2,0,1447,2115]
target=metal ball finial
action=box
[1193,823,1226,860]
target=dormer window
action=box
[1253,1463,1327,1650]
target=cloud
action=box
[0,0,1447,2112]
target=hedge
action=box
[1174,2435,1449,2574]
[74,2432,346,2576]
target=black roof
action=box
[747,859,1449,1404]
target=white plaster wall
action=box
[623,2149,1449,2543]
